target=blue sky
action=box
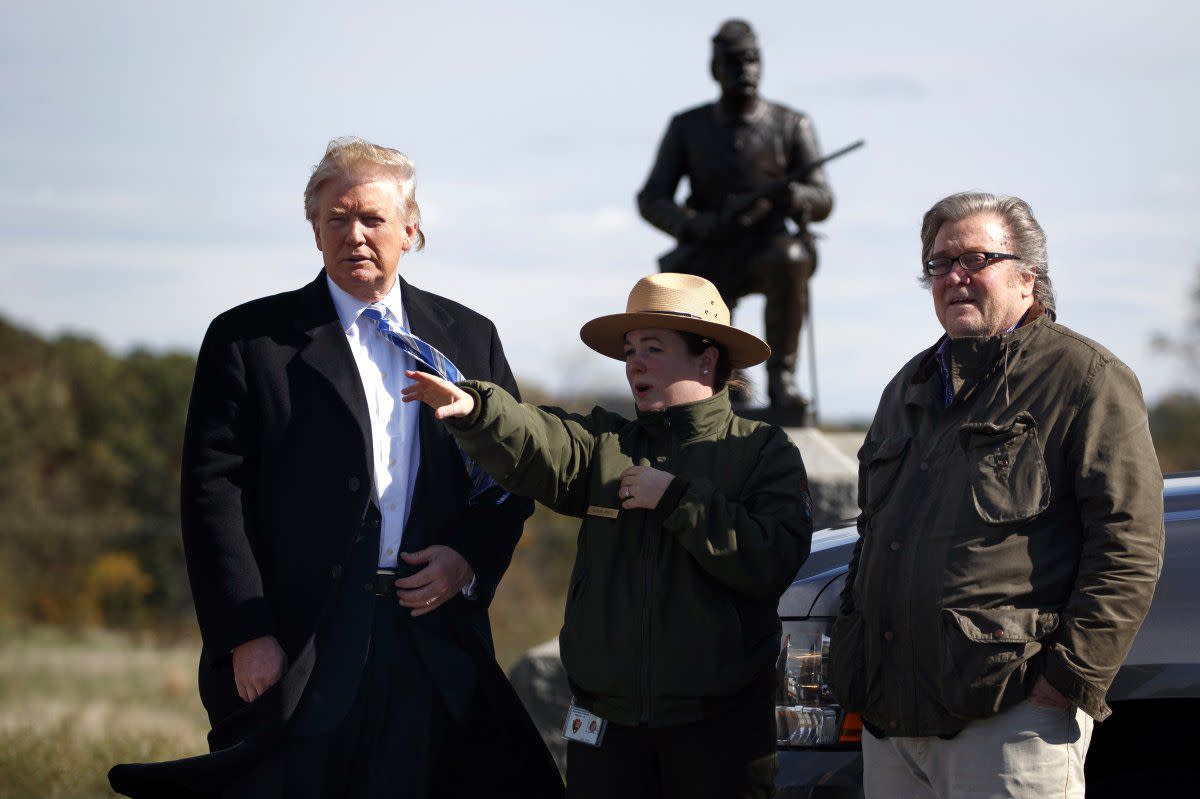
[1,1,1196,419]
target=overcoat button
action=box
[883,631,894,642]
[890,541,901,551]
[348,476,361,491]
[330,565,342,579]
[364,582,373,593]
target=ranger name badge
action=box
[562,702,607,747]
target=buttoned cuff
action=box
[1041,645,1111,721]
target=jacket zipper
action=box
[638,416,668,724]
[639,506,654,724]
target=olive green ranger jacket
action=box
[828,310,1164,737]
[448,383,813,726]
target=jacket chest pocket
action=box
[859,436,910,516]
[958,411,1050,525]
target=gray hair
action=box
[919,191,1054,316]
[303,136,425,251]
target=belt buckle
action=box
[374,568,398,598]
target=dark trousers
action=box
[226,596,563,799]
[565,700,777,799]
[224,597,437,799]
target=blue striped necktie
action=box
[360,304,508,506]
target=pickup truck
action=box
[773,471,1200,798]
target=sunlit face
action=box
[313,167,416,302]
[623,328,716,412]
[930,214,1035,338]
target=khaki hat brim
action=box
[579,311,771,369]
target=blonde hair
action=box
[303,136,426,251]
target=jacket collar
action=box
[905,305,1047,408]
[636,389,732,442]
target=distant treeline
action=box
[1,313,1197,635]
[0,317,194,629]
[0,317,592,656]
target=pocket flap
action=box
[958,411,1036,451]
[864,435,909,465]
[943,607,1060,643]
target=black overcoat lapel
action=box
[293,274,374,486]
[398,277,465,552]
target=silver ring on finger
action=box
[425,598,435,606]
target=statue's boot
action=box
[767,354,809,411]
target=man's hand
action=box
[232,635,286,703]
[400,371,476,419]
[396,546,475,617]
[619,464,675,510]
[1028,675,1071,709]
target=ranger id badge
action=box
[562,702,607,747]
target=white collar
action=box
[325,273,406,333]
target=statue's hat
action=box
[712,19,758,52]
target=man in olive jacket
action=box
[828,192,1164,798]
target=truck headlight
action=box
[775,619,862,747]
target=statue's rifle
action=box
[658,138,865,273]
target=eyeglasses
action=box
[923,251,1020,278]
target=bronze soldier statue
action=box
[637,19,834,411]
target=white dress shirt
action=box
[326,275,420,569]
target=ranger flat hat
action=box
[579,273,771,368]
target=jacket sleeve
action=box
[449,323,535,606]
[1044,356,1165,719]
[659,426,813,602]
[180,316,274,658]
[636,114,694,239]
[838,425,877,615]
[447,380,603,519]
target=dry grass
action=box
[0,511,574,798]
[0,623,209,799]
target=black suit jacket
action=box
[111,272,537,796]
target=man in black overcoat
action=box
[109,137,562,798]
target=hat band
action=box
[638,308,706,320]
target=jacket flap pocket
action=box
[864,435,909,465]
[943,607,1060,643]
[859,436,911,515]
[957,410,1050,525]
